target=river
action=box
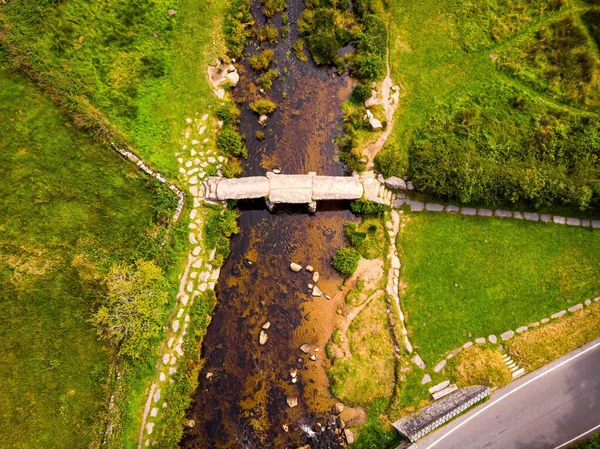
[181,0,360,447]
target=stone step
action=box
[432,384,458,400]
[512,368,525,379]
[510,365,520,372]
[506,362,516,369]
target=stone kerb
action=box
[393,386,490,442]
[399,198,599,228]
[110,141,184,221]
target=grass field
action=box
[0,0,226,178]
[0,50,163,449]
[397,212,600,365]
[1,0,229,446]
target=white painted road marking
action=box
[552,423,600,449]
[423,340,600,449]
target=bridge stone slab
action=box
[312,176,363,200]
[216,176,270,200]
[267,172,313,204]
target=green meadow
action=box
[398,213,600,365]
[0,49,165,448]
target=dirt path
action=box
[363,45,401,169]
[337,289,384,356]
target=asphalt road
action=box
[416,338,600,449]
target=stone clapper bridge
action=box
[202,172,365,211]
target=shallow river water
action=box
[182,1,359,447]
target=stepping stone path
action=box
[138,112,226,448]
[412,354,426,369]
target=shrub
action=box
[254,25,279,43]
[351,83,372,104]
[92,260,169,361]
[332,246,361,278]
[350,199,385,216]
[250,99,277,115]
[408,97,600,209]
[205,209,240,267]
[217,127,247,157]
[216,103,241,126]
[261,0,286,17]
[221,158,244,178]
[249,50,274,70]
[301,7,352,65]
[293,39,309,62]
[255,130,265,140]
[258,69,280,91]
[349,52,386,80]
[225,0,254,57]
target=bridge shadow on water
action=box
[234,199,353,215]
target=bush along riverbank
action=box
[297,0,398,173]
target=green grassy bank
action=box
[398,212,600,366]
[0,50,165,449]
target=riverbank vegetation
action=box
[376,0,600,212]
[298,0,388,81]
[345,218,385,259]
[397,212,600,366]
[329,296,396,405]
[0,54,169,449]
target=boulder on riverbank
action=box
[384,176,406,190]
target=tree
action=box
[92,260,169,360]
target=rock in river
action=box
[287,397,298,408]
[300,343,311,354]
[312,271,320,283]
[290,262,302,272]
[312,286,323,297]
[259,330,268,345]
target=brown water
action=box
[182,1,359,447]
